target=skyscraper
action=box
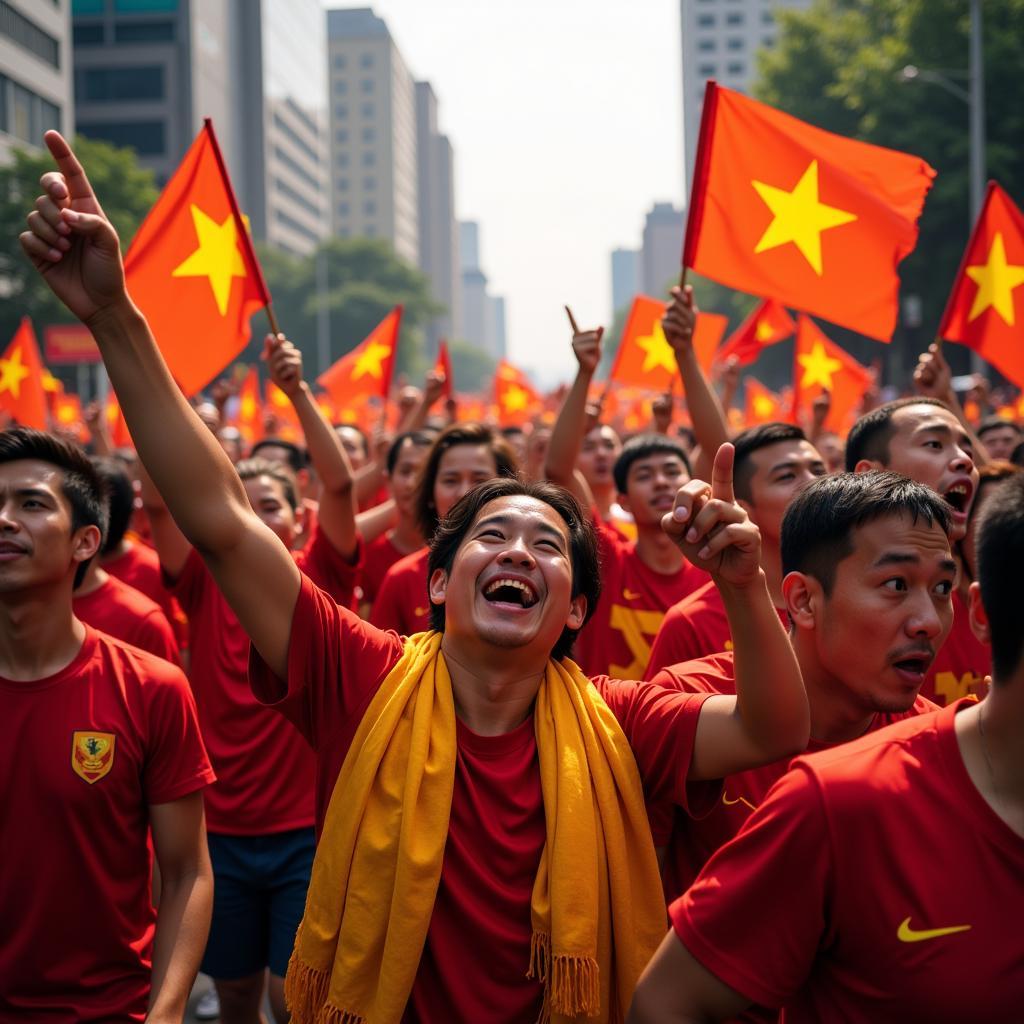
[611,247,640,317]
[326,7,418,265]
[0,0,72,166]
[641,202,684,298]
[679,0,812,193]
[459,219,488,350]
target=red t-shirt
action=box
[171,526,358,835]
[651,651,937,903]
[922,589,991,706]
[572,523,710,679]
[74,575,182,667]
[671,701,1024,1022]
[103,541,187,650]
[249,575,720,1024]
[360,533,420,609]
[0,628,214,1023]
[370,546,432,636]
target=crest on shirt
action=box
[71,731,116,784]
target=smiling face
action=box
[792,512,956,715]
[620,452,690,526]
[577,425,622,492]
[429,495,586,662]
[432,444,499,522]
[0,459,100,595]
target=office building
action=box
[641,202,684,298]
[0,0,72,166]
[680,0,812,193]
[611,247,639,316]
[327,7,418,265]
[487,294,506,361]
[72,0,328,256]
[459,219,488,350]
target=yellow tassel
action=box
[528,931,550,983]
[283,953,332,1024]
[315,1007,367,1024]
[549,954,600,1017]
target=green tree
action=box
[0,136,158,342]
[446,338,497,393]
[755,0,1024,377]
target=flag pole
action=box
[265,303,281,338]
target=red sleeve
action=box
[296,524,362,609]
[167,548,208,617]
[134,608,183,667]
[649,652,737,696]
[248,574,404,750]
[593,676,720,817]
[670,762,832,1007]
[142,658,216,804]
[369,561,408,633]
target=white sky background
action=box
[324,0,686,385]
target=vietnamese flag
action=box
[104,391,133,448]
[493,360,541,426]
[233,365,263,445]
[434,339,454,398]
[52,390,84,437]
[939,182,1024,388]
[792,316,873,433]
[0,319,48,430]
[124,120,270,397]
[718,299,795,366]
[684,83,935,342]
[317,306,402,406]
[744,377,787,426]
[692,312,729,373]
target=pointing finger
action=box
[43,131,100,209]
[710,442,735,504]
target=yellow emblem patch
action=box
[71,731,116,784]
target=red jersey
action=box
[671,701,1024,1022]
[360,533,420,609]
[103,541,187,649]
[74,574,181,667]
[171,526,358,835]
[651,651,937,903]
[370,546,432,636]
[922,589,991,705]
[572,523,710,678]
[249,575,721,1024]
[0,628,214,1023]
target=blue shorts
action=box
[202,827,315,980]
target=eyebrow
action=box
[473,512,568,545]
[873,551,958,574]
[767,458,824,474]
[13,487,55,500]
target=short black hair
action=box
[732,423,808,504]
[236,456,299,512]
[613,433,692,494]
[0,427,107,588]
[976,472,1024,680]
[90,456,134,555]
[977,415,1021,440]
[386,430,433,476]
[844,397,950,471]
[781,471,952,596]
[251,437,307,473]
[415,422,519,539]
[427,478,600,661]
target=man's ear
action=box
[853,458,883,474]
[566,593,587,631]
[967,580,991,645]
[428,567,448,606]
[782,571,819,631]
[72,524,102,566]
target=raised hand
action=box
[662,442,762,588]
[264,333,303,397]
[913,342,952,401]
[570,325,604,375]
[19,132,126,325]
[811,387,831,431]
[662,284,699,358]
[423,369,447,407]
[651,391,674,433]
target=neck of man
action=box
[795,638,878,745]
[0,589,86,682]
[73,561,109,599]
[760,540,786,609]
[390,515,424,554]
[635,522,684,574]
[441,635,545,736]
[591,483,614,521]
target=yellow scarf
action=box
[285,631,666,1024]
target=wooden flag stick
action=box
[679,267,689,289]
[265,303,281,338]
[564,305,581,335]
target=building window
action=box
[360,78,373,94]
[334,79,348,95]
[363,199,376,215]
[365,224,377,238]
[72,0,104,12]
[73,23,104,45]
[363,175,376,190]
[361,127,375,143]
[335,103,348,119]
[333,54,346,69]
[727,61,746,76]
[114,20,175,42]
[335,128,348,143]
[697,38,716,52]
[336,152,349,167]
[77,120,165,155]
[698,63,716,78]
[114,0,179,11]
[339,227,351,238]
[725,12,744,25]
[0,1,61,68]
[359,52,373,68]
[338,201,350,216]
[762,10,774,24]
[361,150,376,167]
[726,37,744,51]
[762,35,774,47]
[274,145,321,192]
[360,101,374,118]
[77,66,165,102]
[338,177,349,191]
[697,13,715,27]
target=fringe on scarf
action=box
[284,951,367,1024]
[528,931,600,1021]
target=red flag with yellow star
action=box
[52,390,85,440]
[317,306,402,406]
[233,365,263,445]
[792,316,872,433]
[744,377,788,426]
[718,298,795,366]
[939,182,1024,388]
[434,340,453,399]
[0,319,49,430]
[123,120,270,397]
[104,391,133,448]
[493,360,542,426]
[684,83,935,342]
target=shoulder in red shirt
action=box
[671,701,1023,1022]
[0,628,213,1023]
[74,574,181,667]
[103,540,187,649]
[922,589,991,706]
[360,533,420,609]
[369,546,432,636]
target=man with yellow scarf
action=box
[21,132,809,1024]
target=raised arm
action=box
[21,132,299,678]
[543,320,604,507]
[663,444,809,780]
[397,370,446,433]
[266,333,358,561]
[663,287,730,481]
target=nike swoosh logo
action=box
[414,606,429,617]
[622,589,643,601]
[897,917,972,943]
[722,792,757,812]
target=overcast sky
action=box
[323,0,686,383]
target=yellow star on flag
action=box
[0,346,30,398]
[753,393,776,418]
[965,232,1024,325]
[172,204,247,316]
[798,340,843,390]
[635,322,677,374]
[41,368,60,393]
[501,383,530,412]
[752,160,857,275]
[240,393,256,419]
[755,319,776,342]
[352,340,392,380]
